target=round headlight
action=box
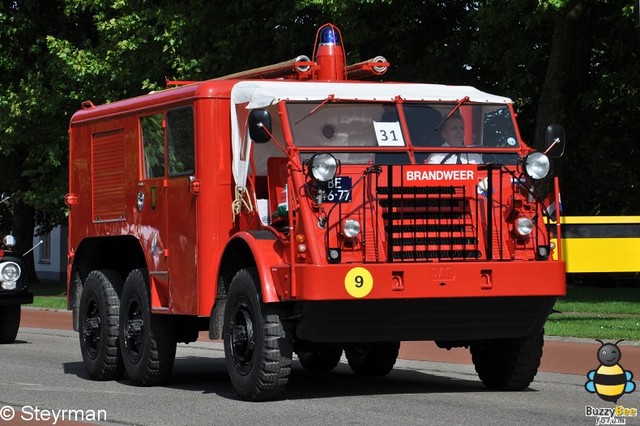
[1,262,21,282]
[524,152,550,180]
[2,234,16,248]
[343,219,361,240]
[309,153,338,182]
[514,217,534,237]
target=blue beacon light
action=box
[319,26,341,46]
[314,23,346,80]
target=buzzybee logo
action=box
[585,340,635,402]
[584,340,637,425]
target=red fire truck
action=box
[66,24,566,400]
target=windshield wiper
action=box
[435,96,470,131]
[294,94,335,125]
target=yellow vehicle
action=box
[550,216,640,273]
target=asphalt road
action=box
[2,326,636,426]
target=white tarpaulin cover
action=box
[230,80,513,192]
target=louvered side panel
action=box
[92,130,126,222]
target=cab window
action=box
[140,114,164,178]
[167,107,195,176]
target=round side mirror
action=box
[248,109,272,144]
[545,125,565,158]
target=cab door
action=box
[139,107,197,314]
[164,107,197,314]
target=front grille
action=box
[378,186,458,195]
[385,224,471,233]
[330,164,522,263]
[376,165,481,262]
[389,237,477,246]
[391,249,482,260]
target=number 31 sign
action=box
[373,121,405,147]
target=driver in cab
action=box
[427,113,483,164]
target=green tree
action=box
[534,0,640,214]
[0,0,83,280]
[47,0,324,96]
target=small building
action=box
[33,224,67,282]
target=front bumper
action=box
[275,260,564,342]
[292,295,557,342]
[273,260,566,301]
[0,289,34,306]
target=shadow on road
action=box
[64,354,535,401]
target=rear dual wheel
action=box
[295,342,401,376]
[344,342,400,377]
[297,344,343,372]
[79,268,179,386]
[78,270,124,380]
[119,268,176,386]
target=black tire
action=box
[297,344,343,372]
[0,304,20,344]
[119,268,176,386]
[78,270,125,380]
[344,342,400,377]
[223,268,292,401]
[470,330,544,390]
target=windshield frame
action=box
[277,99,527,167]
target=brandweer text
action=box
[405,170,474,181]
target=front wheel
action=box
[119,268,176,386]
[470,330,544,390]
[344,342,400,377]
[223,268,292,401]
[0,304,21,344]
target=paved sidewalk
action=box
[399,339,640,376]
[21,307,640,377]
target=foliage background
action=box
[0,0,638,278]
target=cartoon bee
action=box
[585,339,636,403]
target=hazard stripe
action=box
[561,224,640,238]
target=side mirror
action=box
[544,124,565,158]
[248,109,272,144]
[0,192,10,203]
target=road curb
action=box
[19,306,640,376]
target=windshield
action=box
[285,101,520,165]
[287,103,400,147]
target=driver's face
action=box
[441,118,465,146]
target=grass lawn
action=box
[27,279,640,341]
[29,280,66,310]
[547,284,640,341]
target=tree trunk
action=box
[11,200,38,284]
[534,0,596,151]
